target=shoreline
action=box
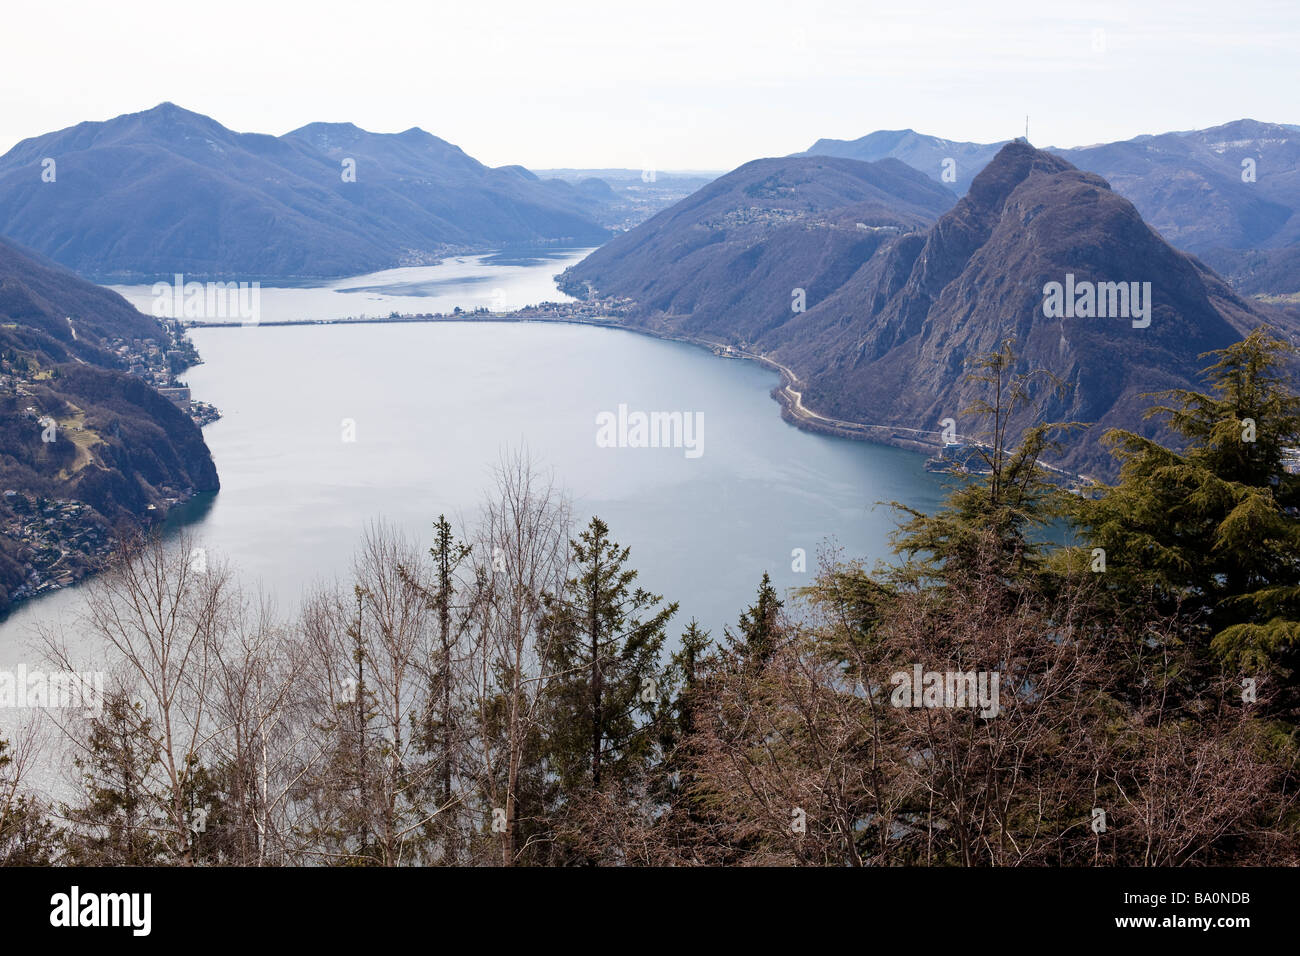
[6,307,1080,621]
[183,309,948,453]
[185,309,1086,483]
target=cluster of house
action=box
[1,492,110,600]
[107,330,211,418]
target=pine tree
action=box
[180,755,229,864]
[400,514,473,862]
[425,516,471,811]
[61,692,168,865]
[300,586,385,865]
[0,793,56,865]
[669,619,713,743]
[0,736,57,865]
[1077,327,1300,676]
[655,620,715,840]
[727,571,784,666]
[891,340,1071,597]
[541,517,676,799]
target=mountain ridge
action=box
[800,118,1300,296]
[561,142,1281,478]
[0,103,612,281]
[0,234,217,615]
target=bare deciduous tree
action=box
[70,532,231,863]
[463,448,570,865]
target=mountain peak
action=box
[287,120,367,143]
[799,129,1012,195]
[496,164,539,181]
[958,140,1076,211]
[1188,117,1299,138]
[131,101,225,129]
[851,129,917,147]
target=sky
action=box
[1,0,1297,171]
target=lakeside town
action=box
[179,295,637,328]
[105,320,221,427]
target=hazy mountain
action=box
[1060,119,1300,295]
[0,236,217,613]
[794,129,1009,195]
[562,144,1278,479]
[0,103,611,280]
[801,119,1300,295]
[557,155,956,343]
[531,168,722,232]
[1057,119,1300,249]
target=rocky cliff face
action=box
[781,142,1266,477]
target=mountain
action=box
[1056,121,1300,281]
[0,236,218,615]
[558,155,957,344]
[0,103,611,280]
[1059,120,1300,296]
[795,129,1009,195]
[561,143,1278,479]
[530,168,723,232]
[801,120,1300,295]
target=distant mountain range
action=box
[0,236,217,614]
[560,142,1282,478]
[6,105,1295,298]
[0,103,613,280]
[529,168,723,233]
[799,119,1300,295]
[797,130,1009,195]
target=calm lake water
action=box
[106,248,593,322]
[0,252,947,674]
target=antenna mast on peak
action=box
[1025,115,1030,143]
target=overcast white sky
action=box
[2,0,1296,170]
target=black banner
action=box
[0,866,1285,942]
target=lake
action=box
[105,248,594,322]
[0,252,947,673]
